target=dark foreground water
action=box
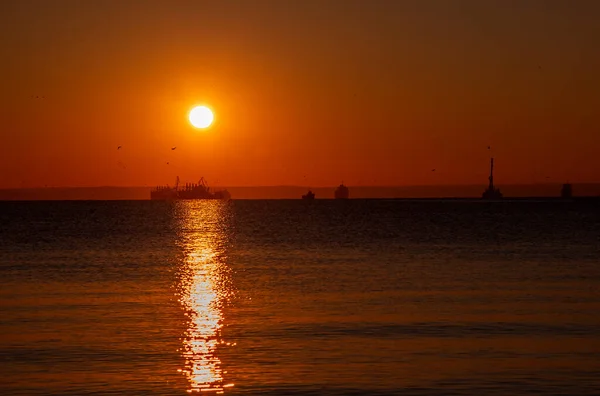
[1,200,599,395]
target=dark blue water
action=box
[1,200,599,395]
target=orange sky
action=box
[1,0,599,188]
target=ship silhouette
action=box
[334,183,349,199]
[302,190,315,200]
[561,183,573,199]
[150,177,230,200]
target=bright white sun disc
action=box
[189,106,214,128]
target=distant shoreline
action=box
[1,184,600,200]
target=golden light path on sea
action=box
[176,202,235,393]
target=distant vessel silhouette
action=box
[482,158,503,199]
[150,184,179,200]
[561,183,573,199]
[334,183,349,199]
[150,177,230,200]
[302,190,315,200]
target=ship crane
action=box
[198,177,209,191]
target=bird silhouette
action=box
[432,169,436,172]
[487,146,491,150]
[166,162,170,165]
[171,147,176,150]
[117,146,122,150]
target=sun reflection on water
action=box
[176,201,235,393]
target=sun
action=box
[189,106,214,129]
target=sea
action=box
[1,199,599,395]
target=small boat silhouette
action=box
[302,190,315,200]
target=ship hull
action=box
[150,196,225,201]
[150,190,178,200]
[150,191,230,201]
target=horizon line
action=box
[1,182,597,190]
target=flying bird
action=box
[487,146,491,150]
[166,162,170,165]
[117,146,122,150]
[432,169,436,172]
[171,147,177,150]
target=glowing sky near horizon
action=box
[0,0,599,188]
